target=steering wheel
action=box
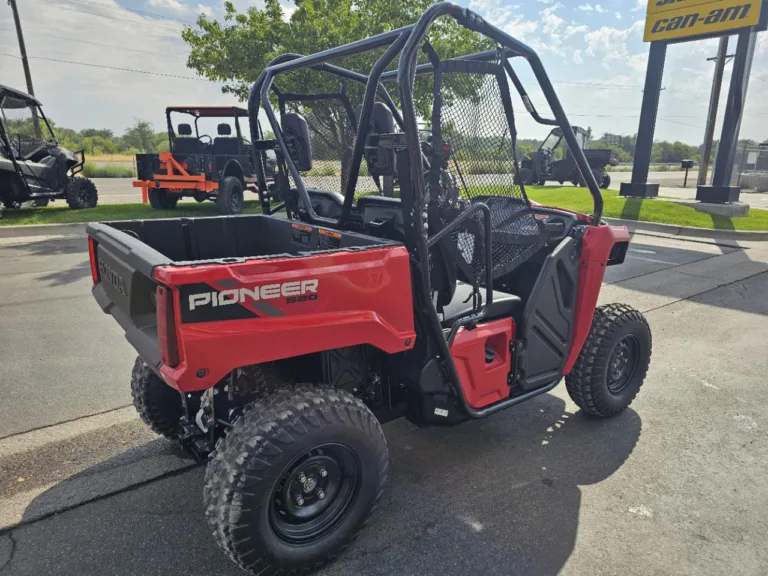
[199,134,213,146]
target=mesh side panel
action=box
[276,69,384,198]
[437,71,544,281]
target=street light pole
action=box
[7,0,41,138]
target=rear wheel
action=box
[205,386,388,576]
[518,167,535,186]
[566,304,652,417]
[216,176,244,215]
[602,172,611,189]
[130,357,183,439]
[66,177,98,209]
[148,188,179,210]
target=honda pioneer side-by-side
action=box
[87,5,652,574]
[0,85,98,209]
[133,106,275,214]
[519,125,619,188]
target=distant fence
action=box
[733,145,768,192]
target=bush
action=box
[80,162,135,178]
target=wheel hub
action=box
[269,444,360,544]
[607,335,640,395]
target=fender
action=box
[563,224,630,374]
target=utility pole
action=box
[697,36,729,186]
[7,0,41,137]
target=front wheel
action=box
[66,177,98,209]
[204,386,388,575]
[565,304,652,418]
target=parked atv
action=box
[0,85,97,209]
[87,6,651,575]
[519,126,618,189]
[133,106,274,215]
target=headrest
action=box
[177,123,192,136]
[217,123,232,136]
[354,102,395,135]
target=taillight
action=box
[88,237,99,285]
[156,286,179,367]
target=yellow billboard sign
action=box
[643,0,762,41]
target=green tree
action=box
[183,0,490,186]
[122,120,158,153]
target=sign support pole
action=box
[697,36,729,187]
[619,41,666,199]
[696,29,758,203]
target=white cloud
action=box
[469,0,514,26]
[469,0,536,39]
[196,3,213,16]
[536,0,554,4]
[615,11,622,19]
[584,21,644,66]
[573,49,583,64]
[594,4,605,12]
[535,4,589,55]
[633,0,646,11]
[148,0,190,13]
[577,3,594,10]
[0,0,233,133]
[503,16,539,39]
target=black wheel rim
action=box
[607,335,640,395]
[76,181,93,205]
[231,190,243,212]
[269,443,361,544]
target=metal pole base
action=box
[619,182,659,198]
[695,185,740,204]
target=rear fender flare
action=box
[221,159,244,186]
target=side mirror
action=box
[281,113,312,172]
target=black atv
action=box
[518,126,618,189]
[0,85,98,210]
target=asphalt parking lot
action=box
[1,228,767,576]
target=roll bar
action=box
[247,2,604,228]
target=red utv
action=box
[87,5,651,575]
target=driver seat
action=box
[173,123,204,154]
[440,282,522,328]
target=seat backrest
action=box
[173,137,204,155]
[354,102,395,135]
[281,112,312,171]
[213,123,241,156]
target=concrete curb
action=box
[0,222,87,239]
[604,217,768,242]
[2,217,766,242]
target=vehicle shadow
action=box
[10,394,642,576]
[1,235,91,286]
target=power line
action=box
[25,31,188,60]
[0,53,208,81]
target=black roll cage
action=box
[165,107,247,154]
[247,2,604,419]
[247,3,603,227]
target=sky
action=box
[1,0,767,145]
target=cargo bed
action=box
[87,215,414,392]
